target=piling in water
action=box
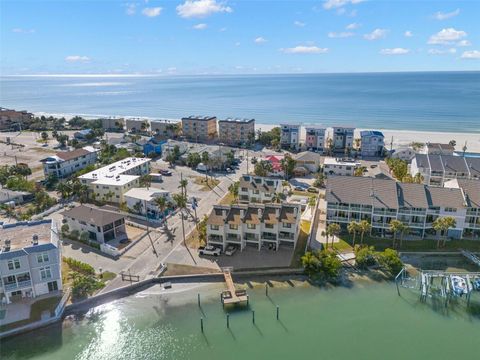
[252,310,255,324]
[200,318,204,332]
[276,306,279,320]
[227,314,230,328]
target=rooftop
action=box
[360,130,384,137]
[124,187,170,202]
[324,157,361,166]
[62,205,125,227]
[182,115,216,121]
[219,118,255,124]
[79,157,150,181]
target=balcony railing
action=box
[279,233,295,240]
[262,233,277,241]
[226,234,241,242]
[208,235,223,242]
[4,279,32,291]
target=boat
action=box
[473,277,480,291]
[450,276,469,297]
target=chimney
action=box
[4,239,11,252]
[32,234,39,246]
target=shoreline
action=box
[31,110,480,152]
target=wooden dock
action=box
[220,268,249,306]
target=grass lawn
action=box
[290,219,311,268]
[100,271,116,282]
[185,226,205,249]
[338,234,480,252]
[219,192,235,205]
[193,176,220,191]
[291,190,317,198]
[0,296,61,332]
[163,263,220,276]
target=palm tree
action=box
[178,178,189,198]
[271,192,283,204]
[359,220,372,245]
[172,193,188,247]
[347,221,360,248]
[389,219,404,248]
[326,223,341,249]
[139,174,152,189]
[56,181,72,202]
[399,223,410,248]
[433,217,456,248]
[154,196,168,225]
[308,196,316,214]
[133,201,143,214]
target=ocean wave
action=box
[59,82,129,87]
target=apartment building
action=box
[150,119,179,139]
[332,126,355,153]
[325,176,470,239]
[218,118,255,146]
[304,127,326,152]
[0,220,62,304]
[99,117,124,131]
[62,205,127,244]
[280,124,300,150]
[410,154,480,186]
[360,130,385,157]
[421,142,455,156]
[181,115,217,142]
[206,203,302,251]
[238,175,282,203]
[124,188,172,219]
[323,157,361,177]
[0,107,33,131]
[41,146,98,179]
[78,157,151,203]
[126,118,149,133]
[445,179,480,238]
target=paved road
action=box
[100,159,248,292]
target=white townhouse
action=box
[206,203,302,251]
[325,176,471,239]
[445,179,480,239]
[332,126,355,153]
[78,157,151,203]
[360,130,384,158]
[238,175,282,203]
[421,142,455,156]
[41,146,98,179]
[323,157,361,177]
[410,154,480,186]
[0,220,62,305]
[280,124,300,150]
[304,127,326,153]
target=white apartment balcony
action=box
[261,232,277,241]
[244,232,260,242]
[208,234,224,243]
[4,279,32,291]
[226,233,242,243]
[278,231,295,241]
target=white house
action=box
[360,130,384,157]
[391,147,416,162]
[124,187,172,219]
[323,157,361,177]
[41,146,98,179]
[0,220,62,304]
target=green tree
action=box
[178,178,188,198]
[139,174,153,189]
[41,131,49,143]
[308,196,316,213]
[347,221,361,248]
[432,216,456,248]
[173,193,188,248]
[281,154,296,179]
[154,196,168,226]
[355,245,377,269]
[133,201,143,214]
[228,181,239,203]
[301,250,342,281]
[254,160,273,177]
[186,152,202,168]
[359,220,371,245]
[326,223,341,249]
[377,248,403,276]
[389,219,404,248]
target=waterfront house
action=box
[206,203,301,251]
[0,220,62,304]
[218,118,255,146]
[150,119,179,139]
[0,189,34,205]
[0,107,33,131]
[360,130,385,158]
[238,175,282,203]
[73,129,93,140]
[280,124,300,150]
[41,146,98,179]
[325,176,469,239]
[98,116,124,131]
[62,205,127,244]
[181,115,217,142]
[126,118,149,133]
[391,146,416,163]
[304,127,326,153]
[421,142,455,156]
[332,126,355,153]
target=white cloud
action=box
[346,22,360,30]
[65,55,91,63]
[363,28,388,40]
[457,40,471,47]
[281,46,329,54]
[428,48,457,55]
[461,50,480,59]
[219,27,227,32]
[328,31,354,38]
[294,21,306,27]
[380,48,410,55]
[404,30,413,37]
[234,42,240,46]
[432,9,460,21]
[176,0,232,18]
[323,0,364,10]
[125,3,136,15]
[142,7,162,17]
[428,28,467,45]
[193,23,208,30]
[254,37,267,44]
[12,28,35,34]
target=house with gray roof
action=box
[445,179,480,239]
[325,176,470,239]
[238,175,282,203]
[0,220,62,305]
[410,154,480,186]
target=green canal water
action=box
[1,280,479,360]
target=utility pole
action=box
[390,136,393,152]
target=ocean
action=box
[1,72,479,133]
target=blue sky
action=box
[1,0,479,75]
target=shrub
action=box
[301,250,342,281]
[355,246,377,269]
[69,229,80,240]
[64,257,95,275]
[377,248,403,276]
[70,272,104,299]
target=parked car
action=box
[294,186,305,191]
[159,169,172,176]
[370,164,378,168]
[307,187,319,193]
[196,163,209,172]
[198,245,221,256]
[225,245,237,256]
[226,167,233,173]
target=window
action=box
[247,224,256,229]
[40,267,52,280]
[265,223,274,229]
[37,253,49,263]
[7,259,21,270]
[211,225,219,230]
[229,224,238,230]
[444,207,456,213]
[283,222,292,228]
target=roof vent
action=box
[4,239,11,252]
[32,234,39,245]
